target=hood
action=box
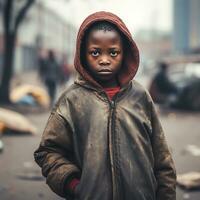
[74,11,140,88]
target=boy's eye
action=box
[91,50,99,57]
[110,51,118,57]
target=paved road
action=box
[0,110,63,200]
[159,108,200,200]
[0,105,200,200]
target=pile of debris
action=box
[0,107,37,152]
[10,84,50,108]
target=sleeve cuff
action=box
[63,172,80,196]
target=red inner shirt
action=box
[104,87,120,100]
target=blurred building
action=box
[135,30,172,60]
[0,1,4,80]
[173,0,200,54]
[0,0,77,74]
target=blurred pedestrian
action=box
[34,11,176,200]
[40,50,60,106]
[59,55,71,84]
[38,50,47,82]
[150,61,178,104]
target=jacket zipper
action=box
[109,99,121,200]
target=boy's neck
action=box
[98,78,119,88]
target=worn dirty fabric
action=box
[34,11,176,200]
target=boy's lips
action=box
[98,68,113,75]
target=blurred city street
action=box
[1,0,200,199]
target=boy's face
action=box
[85,29,123,87]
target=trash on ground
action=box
[183,193,190,199]
[10,84,50,108]
[177,172,200,190]
[0,139,4,152]
[16,172,44,181]
[0,108,37,135]
[16,161,44,181]
[0,121,5,133]
[16,94,37,106]
[185,144,200,156]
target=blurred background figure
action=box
[149,61,178,105]
[59,55,71,84]
[40,50,60,106]
[37,50,47,83]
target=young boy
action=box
[34,11,176,200]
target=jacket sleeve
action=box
[146,92,176,200]
[34,97,81,198]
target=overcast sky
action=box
[44,0,173,33]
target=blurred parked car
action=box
[149,62,200,110]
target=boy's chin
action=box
[96,76,118,86]
[96,74,114,82]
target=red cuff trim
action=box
[67,178,80,192]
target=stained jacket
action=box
[34,11,176,200]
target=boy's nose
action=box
[99,56,110,65]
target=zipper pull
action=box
[110,100,115,108]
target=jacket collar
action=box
[74,75,132,101]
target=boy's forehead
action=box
[87,29,122,44]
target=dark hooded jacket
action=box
[34,11,176,200]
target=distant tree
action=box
[0,0,35,104]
